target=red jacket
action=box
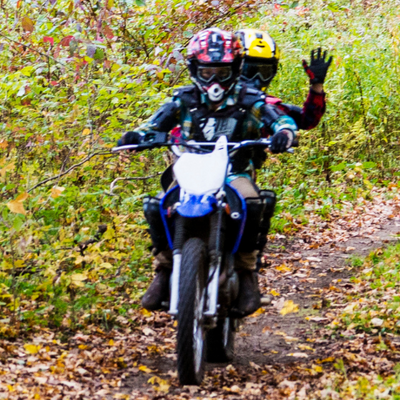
[267,89,326,131]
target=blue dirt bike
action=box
[113,134,283,385]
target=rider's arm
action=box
[253,101,297,138]
[118,99,181,146]
[252,100,298,154]
[278,88,326,131]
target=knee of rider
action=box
[230,177,259,199]
[234,251,258,271]
[153,250,173,270]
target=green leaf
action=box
[327,3,340,12]
[13,216,24,232]
[330,162,347,172]
[362,162,377,169]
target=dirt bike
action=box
[113,134,290,385]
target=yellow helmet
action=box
[236,29,280,90]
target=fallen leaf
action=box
[270,289,280,296]
[276,264,291,272]
[371,317,384,327]
[306,316,328,322]
[148,376,170,393]
[140,309,152,318]
[316,357,335,363]
[280,300,299,316]
[306,256,321,262]
[298,344,315,352]
[24,344,39,354]
[287,352,308,358]
[139,365,154,373]
[143,327,156,336]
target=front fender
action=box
[176,194,217,218]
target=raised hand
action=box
[302,48,333,84]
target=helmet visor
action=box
[197,66,232,83]
[242,63,275,82]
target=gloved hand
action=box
[270,129,294,154]
[117,131,143,147]
[302,48,333,84]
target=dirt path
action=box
[117,195,400,399]
[1,194,399,400]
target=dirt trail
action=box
[1,194,399,399]
[119,195,400,399]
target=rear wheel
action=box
[177,238,208,385]
[206,316,235,362]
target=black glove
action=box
[302,48,333,84]
[117,131,143,147]
[270,130,293,154]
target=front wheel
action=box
[177,238,208,385]
[206,317,235,362]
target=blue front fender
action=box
[176,194,217,218]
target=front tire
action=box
[177,238,208,385]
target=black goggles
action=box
[197,66,232,83]
[242,63,276,82]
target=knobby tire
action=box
[177,238,207,385]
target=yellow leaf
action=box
[78,344,87,350]
[249,307,265,317]
[109,339,114,346]
[270,289,280,296]
[7,200,26,215]
[82,128,91,136]
[70,273,87,287]
[148,376,170,393]
[298,344,315,352]
[15,192,28,202]
[51,186,65,199]
[280,300,299,316]
[21,16,34,33]
[275,264,291,272]
[100,262,113,269]
[24,344,40,354]
[316,357,335,364]
[0,141,7,149]
[314,365,323,373]
[139,365,153,373]
[103,227,115,240]
[0,162,15,177]
[141,308,152,318]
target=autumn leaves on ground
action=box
[1,189,400,399]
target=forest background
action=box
[0,0,399,336]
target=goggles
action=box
[197,66,232,83]
[242,63,275,82]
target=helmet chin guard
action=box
[206,83,225,102]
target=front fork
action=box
[168,198,225,325]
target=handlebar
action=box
[112,138,294,154]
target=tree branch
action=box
[28,150,114,192]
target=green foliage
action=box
[339,243,400,334]
[1,0,400,332]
